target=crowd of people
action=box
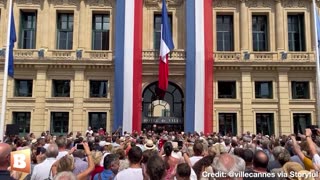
[1,127,320,180]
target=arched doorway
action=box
[142,82,184,133]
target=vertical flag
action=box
[312,0,320,126]
[8,6,16,77]
[114,0,143,133]
[185,0,213,133]
[158,0,174,91]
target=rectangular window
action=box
[219,113,237,136]
[291,81,310,99]
[288,14,305,51]
[51,112,69,135]
[13,112,30,135]
[20,11,37,49]
[14,79,33,97]
[256,113,274,135]
[89,112,106,132]
[154,14,172,49]
[217,15,234,51]
[57,13,73,50]
[293,113,311,134]
[218,81,236,99]
[255,81,273,99]
[252,15,268,51]
[52,80,70,97]
[92,14,110,50]
[90,80,108,98]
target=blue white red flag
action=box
[158,0,174,91]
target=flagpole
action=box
[312,0,320,127]
[0,0,14,142]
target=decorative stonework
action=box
[0,0,6,7]
[51,0,79,6]
[16,0,41,4]
[144,0,184,8]
[87,0,113,7]
[246,0,273,8]
[282,0,307,8]
[213,0,237,8]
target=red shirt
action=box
[91,165,104,180]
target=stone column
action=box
[240,0,249,51]
[32,65,48,135]
[278,67,291,135]
[72,65,85,133]
[240,67,253,134]
[275,0,285,51]
[77,0,86,49]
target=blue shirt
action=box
[93,169,114,180]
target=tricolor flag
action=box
[158,0,174,91]
[8,4,16,77]
[185,0,213,133]
[114,0,143,133]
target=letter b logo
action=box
[10,149,31,173]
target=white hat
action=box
[144,139,156,150]
[99,141,111,147]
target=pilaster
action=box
[241,67,253,134]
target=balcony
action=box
[142,49,185,61]
[11,49,113,61]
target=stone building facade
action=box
[0,0,318,136]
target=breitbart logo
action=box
[10,149,31,173]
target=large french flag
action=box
[185,0,213,134]
[114,0,142,133]
[158,0,174,91]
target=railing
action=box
[286,52,314,61]
[142,49,185,61]
[14,49,38,59]
[83,50,113,60]
[214,52,241,61]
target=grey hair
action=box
[46,144,59,158]
[53,171,77,180]
[213,153,245,174]
[273,146,285,159]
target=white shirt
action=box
[190,156,203,166]
[114,168,143,180]
[56,151,69,160]
[31,158,56,180]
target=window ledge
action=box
[289,99,316,104]
[46,98,74,103]
[214,99,241,103]
[84,98,111,103]
[7,97,36,103]
[252,99,279,103]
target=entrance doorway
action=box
[142,82,184,133]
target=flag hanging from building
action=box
[158,0,174,91]
[185,0,213,134]
[8,7,16,77]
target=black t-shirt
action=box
[0,170,15,180]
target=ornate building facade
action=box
[0,0,318,136]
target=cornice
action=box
[85,0,114,7]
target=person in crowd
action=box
[90,151,104,180]
[72,149,88,175]
[55,136,69,160]
[53,171,77,180]
[54,142,94,180]
[144,155,166,180]
[31,144,59,180]
[192,155,214,180]
[161,141,182,180]
[114,146,143,180]
[93,154,119,180]
[175,163,192,180]
[0,143,15,180]
[189,142,204,166]
[86,127,94,136]
[243,150,274,180]
[115,148,129,171]
[241,149,254,171]
[212,153,245,180]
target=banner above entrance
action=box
[142,117,183,124]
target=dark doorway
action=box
[142,82,184,133]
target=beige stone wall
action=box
[0,0,317,136]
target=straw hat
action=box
[283,162,304,180]
[144,139,156,150]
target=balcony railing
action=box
[214,52,241,61]
[142,49,185,61]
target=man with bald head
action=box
[0,143,14,180]
[213,153,245,180]
[243,150,274,180]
